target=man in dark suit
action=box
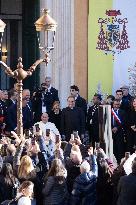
[87,94,101,146]
[0,90,7,138]
[116,89,132,114]
[61,96,85,141]
[70,85,87,115]
[6,89,17,108]
[111,99,126,164]
[6,97,33,131]
[32,76,59,123]
[120,85,133,113]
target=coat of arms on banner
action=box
[96,10,130,58]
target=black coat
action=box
[87,105,99,142]
[65,158,81,194]
[5,99,15,109]
[43,176,68,205]
[33,87,59,123]
[0,100,7,117]
[111,109,126,163]
[0,175,19,203]
[117,173,136,205]
[0,100,7,130]
[126,110,136,153]
[61,107,85,141]
[75,95,87,116]
[111,109,126,129]
[6,103,33,131]
[120,94,133,113]
[49,110,62,132]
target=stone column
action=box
[40,0,74,107]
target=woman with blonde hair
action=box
[16,155,42,205]
[13,134,44,205]
[18,155,36,180]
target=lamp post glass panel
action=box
[0,19,6,52]
[0,9,57,138]
[0,19,6,74]
[35,9,57,65]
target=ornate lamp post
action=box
[0,19,6,83]
[0,9,57,138]
[35,9,57,65]
[0,19,6,53]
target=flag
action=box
[88,0,136,100]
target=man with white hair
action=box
[80,160,91,173]
[71,147,98,205]
[34,112,60,139]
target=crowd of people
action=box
[0,76,136,205]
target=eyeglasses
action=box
[68,100,75,103]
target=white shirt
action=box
[42,106,47,113]
[17,196,31,205]
[34,121,60,141]
[47,84,52,92]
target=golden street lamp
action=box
[35,9,57,65]
[0,9,57,138]
[0,19,6,62]
[0,19,6,33]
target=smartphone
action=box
[46,129,50,137]
[71,134,74,141]
[31,137,35,146]
[29,127,34,138]
[95,142,100,149]
[35,124,40,132]
[24,129,30,139]
[11,140,16,145]
[29,127,33,134]
[56,135,60,143]
[125,152,130,160]
[73,131,78,139]
[4,144,8,149]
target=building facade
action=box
[0,0,88,107]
